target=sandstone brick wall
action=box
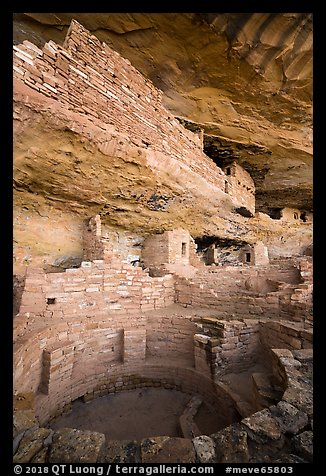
[146,312,197,366]
[13,311,236,426]
[194,318,263,378]
[36,362,238,427]
[278,257,312,324]
[14,313,312,425]
[82,215,115,262]
[193,315,312,384]
[280,207,305,222]
[223,162,255,214]
[13,220,312,428]
[14,252,176,410]
[13,19,229,194]
[14,312,147,423]
[142,229,202,270]
[292,258,313,304]
[239,241,269,266]
[39,341,76,395]
[81,217,144,265]
[142,234,170,268]
[13,312,146,393]
[175,261,312,323]
[17,258,174,321]
[260,320,313,351]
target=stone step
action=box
[252,373,283,408]
[179,396,202,439]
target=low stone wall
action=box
[175,258,312,323]
[16,258,174,325]
[260,320,313,351]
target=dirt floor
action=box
[49,387,226,440]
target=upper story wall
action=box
[13,19,229,194]
[280,208,311,223]
[223,162,255,214]
[83,215,114,262]
[142,229,200,269]
[267,207,313,223]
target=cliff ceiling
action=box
[13,12,312,213]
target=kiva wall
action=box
[146,311,196,366]
[14,313,237,426]
[260,320,313,351]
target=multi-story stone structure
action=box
[223,162,255,216]
[13,19,256,216]
[13,20,313,464]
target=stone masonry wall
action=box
[175,260,312,323]
[13,310,147,394]
[13,19,230,194]
[13,346,312,463]
[260,320,313,351]
[142,229,202,270]
[223,162,255,215]
[13,312,236,426]
[280,207,305,222]
[278,257,313,324]
[82,215,114,262]
[141,233,170,268]
[193,318,262,378]
[239,241,270,266]
[13,252,175,413]
[17,258,174,322]
[193,316,312,385]
[146,312,197,366]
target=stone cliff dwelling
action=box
[13,15,313,464]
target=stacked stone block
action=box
[175,258,312,323]
[82,215,115,263]
[145,312,197,365]
[194,318,262,378]
[142,228,202,272]
[223,162,255,215]
[260,320,313,351]
[13,20,230,194]
[16,258,174,324]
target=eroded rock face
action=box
[13,13,312,214]
[13,428,52,463]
